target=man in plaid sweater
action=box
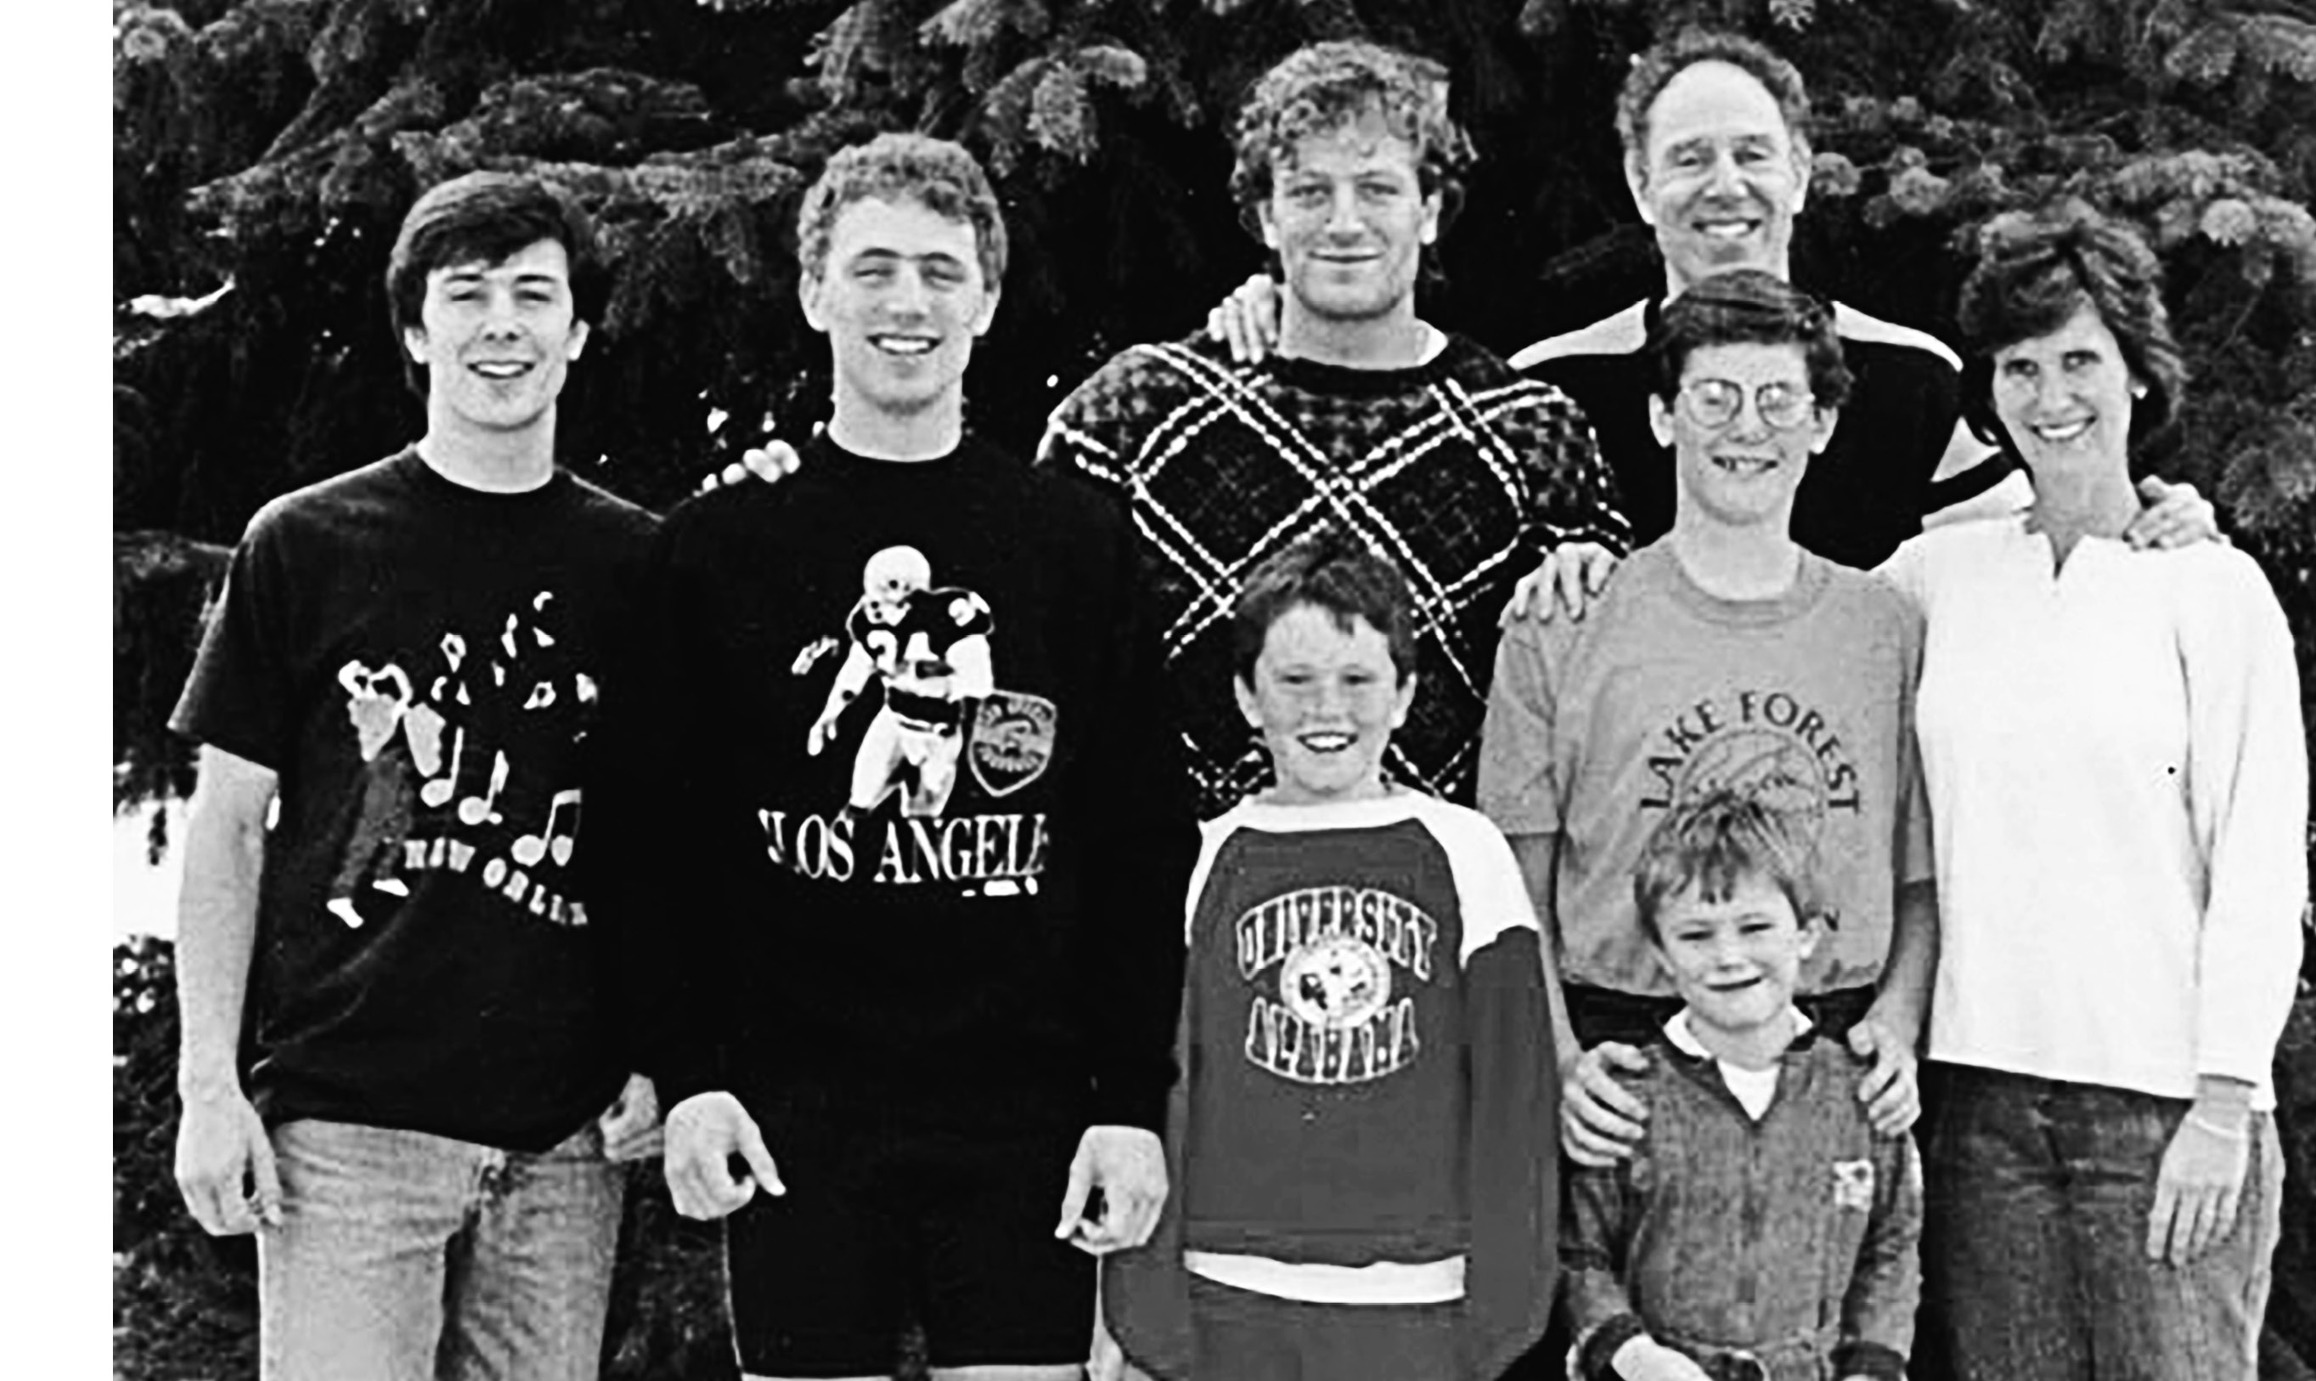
[1039,41,1629,818]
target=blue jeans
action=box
[1921,1064,2282,1381]
[258,1118,626,1381]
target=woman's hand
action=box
[2145,1101,2251,1266]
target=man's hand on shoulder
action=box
[1563,1041,1652,1166]
[662,1091,783,1220]
[1055,1124,1166,1256]
[698,440,804,494]
[1205,274,1283,365]
[174,1081,281,1235]
[1847,1016,1921,1137]
[1500,542,1622,627]
[2124,476,2221,550]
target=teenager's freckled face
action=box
[1652,874,1818,1042]
[1653,340,1834,530]
[1235,603,1415,806]
[802,196,998,420]
[405,238,589,436]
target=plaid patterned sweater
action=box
[1039,331,1629,815]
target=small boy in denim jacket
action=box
[1562,793,1920,1381]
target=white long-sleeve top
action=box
[1881,516,2306,1108]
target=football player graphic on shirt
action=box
[807,545,995,819]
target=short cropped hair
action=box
[1228,40,1477,230]
[1231,531,1419,687]
[386,171,606,396]
[1632,791,1822,947]
[1615,28,1811,173]
[795,132,1008,291]
[1956,197,2186,446]
[1650,268,1853,410]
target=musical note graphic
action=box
[420,728,464,808]
[532,591,558,648]
[513,789,582,867]
[458,750,510,826]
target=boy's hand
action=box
[1846,1018,1920,1136]
[700,440,804,493]
[1205,274,1283,364]
[2123,476,2219,550]
[1562,1042,1652,1166]
[1056,1125,1167,1255]
[1500,542,1621,626]
[663,1091,783,1220]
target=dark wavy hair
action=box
[1956,198,2186,448]
[1232,530,1420,688]
[1615,28,1811,175]
[1649,268,1853,410]
[385,171,606,398]
[1633,790,1823,946]
[1228,40,1476,242]
[795,132,1008,291]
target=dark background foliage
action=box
[113,0,2316,1376]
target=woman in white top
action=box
[1881,199,2306,1381]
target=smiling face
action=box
[1652,871,1818,1048]
[1235,602,1415,807]
[1654,340,1834,533]
[403,238,589,439]
[1629,60,1807,294]
[802,195,998,425]
[1990,301,2139,487]
[1259,112,1441,326]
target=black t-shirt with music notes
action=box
[171,448,657,1151]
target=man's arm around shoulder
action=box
[173,744,283,1235]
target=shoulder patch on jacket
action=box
[1509,300,1650,369]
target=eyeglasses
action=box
[1674,378,1818,430]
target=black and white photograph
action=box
[110,2,2316,1378]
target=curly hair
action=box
[1228,40,1476,232]
[1232,530,1419,688]
[1615,27,1811,174]
[795,132,1008,291]
[386,171,606,398]
[1956,197,2186,447]
[1632,790,1823,947]
[1650,268,1853,412]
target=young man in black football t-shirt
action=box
[599,134,1196,1381]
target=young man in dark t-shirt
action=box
[601,134,1195,1381]
[169,172,661,1380]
